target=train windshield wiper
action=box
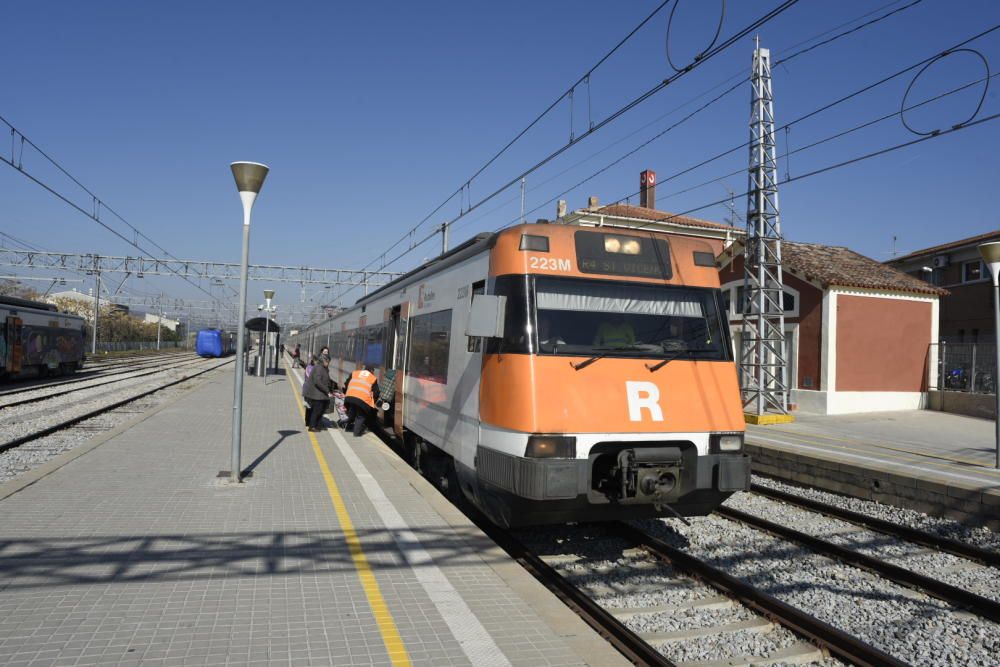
[645,347,712,372]
[571,346,644,371]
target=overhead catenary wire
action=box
[446,0,928,239]
[564,108,1000,243]
[332,0,804,305]
[537,22,1000,224]
[0,115,239,306]
[352,0,677,276]
[346,0,931,295]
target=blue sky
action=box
[1,0,998,313]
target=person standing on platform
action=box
[303,355,335,432]
[345,365,379,437]
[302,354,319,426]
[291,343,302,367]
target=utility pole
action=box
[520,177,526,224]
[156,294,163,350]
[739,37,789,417]
[91,270,101,355]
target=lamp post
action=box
[230,161,269,483]
[263,289,274,378]
[979,241,1000,469]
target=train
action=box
[287,223,750,527]
[1,295,87,380]
[194,329,235,357]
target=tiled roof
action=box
[722,240,948,296]
[595,204,741,232]
[885,230,1000,264]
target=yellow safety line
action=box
[286,373,412,666]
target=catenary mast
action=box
[740,37,789,415]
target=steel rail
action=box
[0,357,209,409]
[473,517,676,667]
[0,351,192,396]
[0,352,197,398]
[610,521,909,667]
[0,358,232,454]
[356,402,674,667]
[716,506,1000,624]
[751,483,1000,568]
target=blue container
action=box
[195,329,225,357]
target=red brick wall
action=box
[836,295,932,391]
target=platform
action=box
[746,410,1000,531]
[0,363,626,666]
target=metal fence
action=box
[933,342,997,394]
[93,341,186,353]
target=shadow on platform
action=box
[0,526,500,590]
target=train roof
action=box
[355,232,497,307]
[0,295,62,314]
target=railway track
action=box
[749,483,1000,568]
[0,356,208,409]
[0,357,231,455]
[315,353,998,666]
[498,517,902,667]
[386,443,1000,664]
[0,351,192,395]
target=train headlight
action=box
[711,432,744,453]
[525,435,577,458]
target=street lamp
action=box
[979,241,1000,469]
[229,161,269,483]
[263,289,275,378]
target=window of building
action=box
[783,292,795,312]
[407,309,452,384]
[963,260,985,283]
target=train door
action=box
[391,303,408,438]
[6,317,23,374]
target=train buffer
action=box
[0,364,625,666]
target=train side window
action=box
[468,280,487,353]
[486,274,532,355]
[407,309,452,384]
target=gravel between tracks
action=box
[0,358,203,408]
[0,358,219,438]
[753,474,1000,552]
[0,360,223,484]
[732,490,1000,603]
[637,512,1000,666]
[518,525,842,666]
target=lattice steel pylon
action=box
[740,38,789,415]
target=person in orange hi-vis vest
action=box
[344,365,380,437]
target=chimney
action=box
[640,169,656,209]
[556,200,567,219]
[587,195,599,211]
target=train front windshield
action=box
[491,275,732,361]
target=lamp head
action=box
[230,162,269,194]
[264,289,275,300]
[979,242,1000,286]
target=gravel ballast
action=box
[518,524,844,666]
[638,512,1000,666]
[0,360,226,485]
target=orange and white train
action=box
[288,223,749,526]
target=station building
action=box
[885,229,1000,344]
[559,171,946,415]
[717,241,946,415]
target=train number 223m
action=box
[528,256,572,271]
